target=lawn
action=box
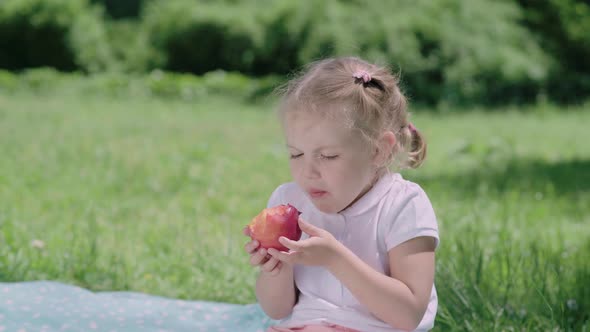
[0,90,588,331]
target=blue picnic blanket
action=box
[0,281,279,331]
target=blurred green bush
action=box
[142,0,263,75]
[0,0,114,73]
[104,19,152,73]
[90,0,144,19]
[0,67,283,103]
[138,0,551,105]
[1,0,589,105]
[517,0,590,103]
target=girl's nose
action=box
[302,158,320,179]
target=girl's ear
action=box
[373,131,396,167]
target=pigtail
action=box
[406,125,427,169]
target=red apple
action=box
[244,204,302,251]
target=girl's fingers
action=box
[278,237,301,251]
[244,240,259,254]
[249,248,267,266]
[268,248,300,265]
[298,218,323,237]
[269,261,282,276]
[261,256,279,273]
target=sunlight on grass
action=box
[0,93,588,330]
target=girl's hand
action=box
[243,227,283,276]
[268,218,344,267]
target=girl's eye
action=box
[290,153,303,159]
[321,154,339,160]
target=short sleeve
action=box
[384,186,439,252]
[266,184,286,208]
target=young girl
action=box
[244,57,439,332]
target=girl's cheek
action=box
[291,163,307,179]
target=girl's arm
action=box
[328,236,436,331]
[255,263,298,320]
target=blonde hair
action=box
[277,56,427,170]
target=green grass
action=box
[0,90,588,331]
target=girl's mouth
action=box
[309,190,327,198]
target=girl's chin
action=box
[312,201,343,215]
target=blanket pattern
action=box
[0,281,279,331]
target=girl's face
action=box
[284,110,378,214]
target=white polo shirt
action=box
[265,172,440,332]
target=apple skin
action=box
[244,204,302,251]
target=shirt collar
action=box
[338,172,399,217]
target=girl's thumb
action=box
[299,218,321,236]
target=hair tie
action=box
[408,123,417,133]
[352,70,372,84]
